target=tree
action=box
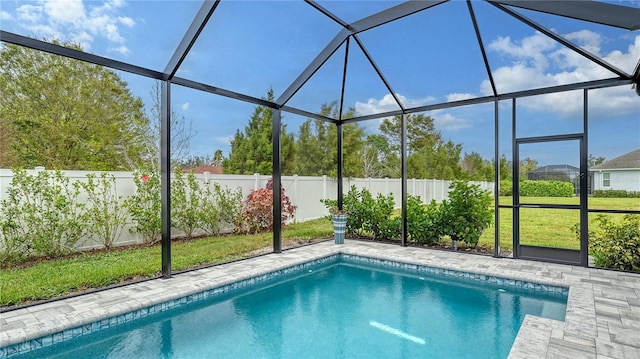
[460,151,494,181]
[380,114,462,179]
[588,154,605,168]
[132,81,196,171]
[362,134,400,178]
[222,89,295,175]
[213,150,224,166]
[0,41,149,170]
[519,157,538,179]
[294,102,364,177]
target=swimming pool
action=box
[4,254,568,358]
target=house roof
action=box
[189,166,223,175]
[591,149,640,170]
[530,164,579,173]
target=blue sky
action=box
[1,0,639,169]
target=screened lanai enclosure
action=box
[1,0,640,283]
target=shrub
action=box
[440,180,493,247]
[337,186,399,240]
[593,190,640,198]
[582,215,640,272]
[171,171,206,239]
[126,169,161,244]
[406,195,442,244]
[0,169,88,261]
[499,180,512,196]
[200,183,243,236]
[235,179,296,234]
[519,180,574,197]
[321,186,400,240]
[81,173,128,250]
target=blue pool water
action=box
[11,258,567,359]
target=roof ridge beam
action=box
[491,2,631,79]
[467,0,497,97]
[352,35,405,111]
[489,0,640,31]
[276,29,349,107]
[305,0,351,30]
[350,0,449,34]
[164,0,220,81]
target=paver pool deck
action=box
[1,240,639,358]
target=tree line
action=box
[220,90,496,181]
[2,41,551,181]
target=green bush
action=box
[499,180,512,196]
[582,215,640,272]
[200,183,243,236]
[440,180,493,247]
[81,173,128,250]
[406,195,442,244]
[593,190,640,198]
[171,171,206,239]
[324,186,400,240]
[125,169,161,244]
[519,180,574,197]
[0,169,88,262]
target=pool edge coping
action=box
[1,241,635,358]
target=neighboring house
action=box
[591,149,640,192]
[188,165,224,174]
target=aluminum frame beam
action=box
[353,35,405,111]
[492,3,630,78]
[0,31,163,79]
[490,0,640,31]
[164,0,220,80]
[350,0,449,33]
[467,0,497,97]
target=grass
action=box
[2,197,637,307]
[0,219,334,307]
[478,197,639,250]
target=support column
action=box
[161,81,172,278]
[493,100,500,258]
[272,109,282,253]
[337,123,344,210]
[401,113,408,246]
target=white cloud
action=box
[11,0,133,54]
[181,102,190,111]
[16,4,43,23]
[0,11,13,21]
[355,93,433,116]
[118,16,134,27]
[446,93,476,102]
[43,0,86,25]
[108,45,130,55]
[431,112,472,131]
[484,31,640,118]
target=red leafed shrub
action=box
[234,179,296,234]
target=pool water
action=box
[13,260,567,359]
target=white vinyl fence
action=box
[0,168,493,250]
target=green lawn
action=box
[0,219,333,307]
[2,197,637,307]
[479,196,639,250]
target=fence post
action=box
[322,175,327,199]
[254,173,260,190]
[423,179,427,203]
[385,177,389,196]
[204,171,210,183]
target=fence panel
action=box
[0,168,493,250]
